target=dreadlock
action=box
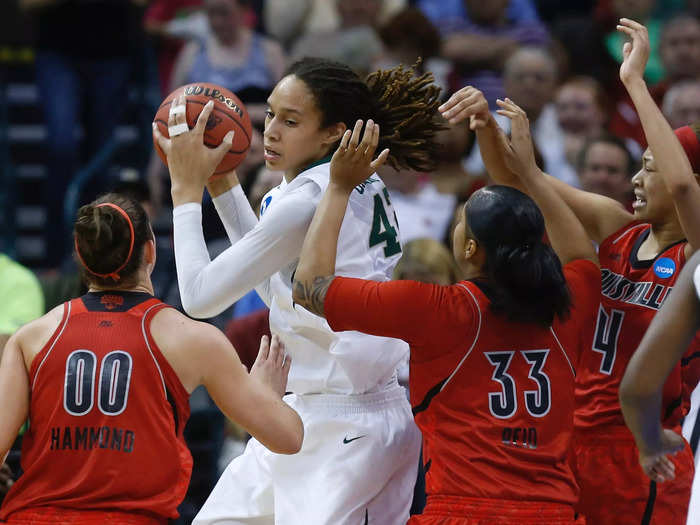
[285,57,443,172]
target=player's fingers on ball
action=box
[215,131,234,158]
[152,123,171,153]
[195,100,214,133]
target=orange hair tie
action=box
[74,203,135,281]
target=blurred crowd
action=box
[4,0,700,521]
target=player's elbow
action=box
[180,292,224,320]
[269,412,304,454]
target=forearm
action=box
[476,117,525,190]
[522,169,597,264]
[173,192,312,317]
[620,391,664,455]
[211,182,259,243]
[293,183,351,316]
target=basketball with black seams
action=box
[153,82,252,179]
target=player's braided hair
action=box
[286,57,443,171]
[74,193,152,288]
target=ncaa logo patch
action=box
[654,257,676,279]
[260,195,273,216]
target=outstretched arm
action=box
[495,98,598,266]
[619,252,700,482]
[438,86,632,244]
[618,18,700,252]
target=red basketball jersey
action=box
[575,222,700,431]
[0,292,192,522]
[325,259,600,505]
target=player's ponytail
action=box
[466,186,571,326]
[74,193,152,287]
[285,57,443,172]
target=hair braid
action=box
[366,64,443,171]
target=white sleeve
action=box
[173,183,319,319]
[211,185,273,306]
[211,185,259,242]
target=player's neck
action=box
[644,221,685,257]
[88,281,154,296]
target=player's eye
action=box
[265,109,274,119]
[285,120,297,127]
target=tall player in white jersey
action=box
[153,57,443,524]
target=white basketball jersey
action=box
[260,162,408,395]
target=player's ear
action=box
[322,122,347,148]
[144,238,157,269]
[464,239,479,260]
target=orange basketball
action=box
[153,82,252,178]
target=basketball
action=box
[153,82,252,178]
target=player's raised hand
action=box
[330,119,389,192]
[250,335,291,399]
[617,18,650,86]
[638,429,685,483]
[438,86,490,129]
[152,93,234,205]
[495,98,539,179]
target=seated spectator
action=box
[393,238,462,285]
[0,254,44,355]
[290,0,384,75]
[576,133,636,210]
[440,0,549,108]
[0,253,44,505]
[378,166,457,243]
[465,47,578,186]
[663,79,700,130]
[610,13,700,146]
[417,0,539,26]
[263,0,406,50]
[373,7,449,90]
[170,0,286,125]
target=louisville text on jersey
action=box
[50,426,135,453]
[600,268,673,310]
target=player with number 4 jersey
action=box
[0,194,302,524]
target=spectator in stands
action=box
[373,7,448,89]
[263,0,406,50]
[0,253,44,355]
[170,0,286,126]
[416,0,539,26]
[18,0,143,268]
[143,0,204,95]
[440,0,549,108]
[663,80,700,130]
[610,13,700,147]
[555,76,609,167]
[290,0,384,75]
[393,238,462,285]
[0,253,44,505]
[576,134,636,210]
[465,47,576,186]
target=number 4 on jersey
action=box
[369,188,401,257]
[592,306,625,375]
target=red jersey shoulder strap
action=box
[440,282,483,392]
[30,300,73,389]
[600,220,647,251]
[141,302,189,406]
